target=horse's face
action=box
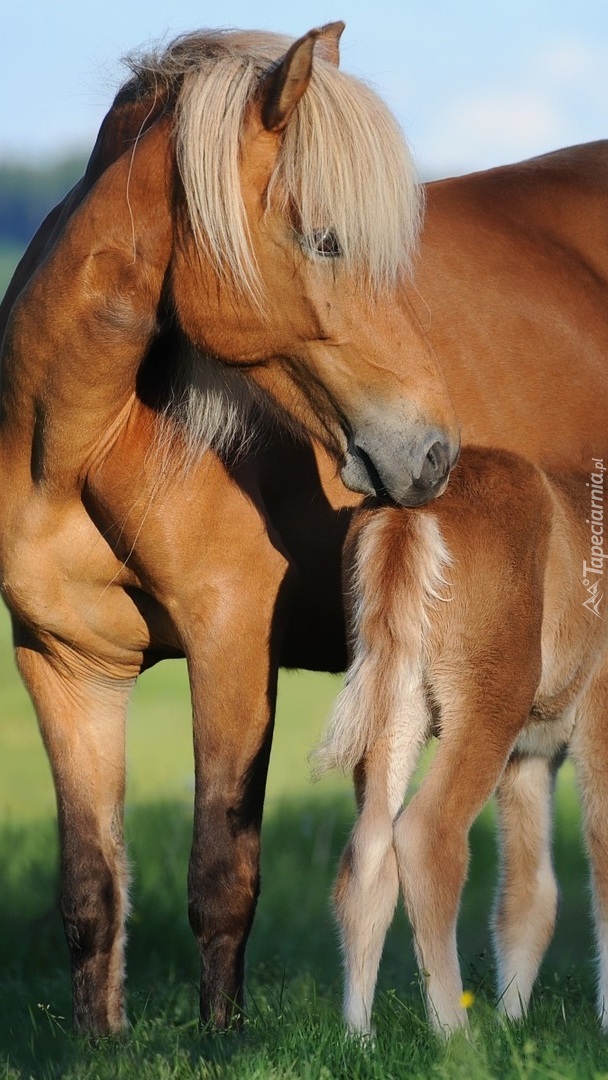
[172,25,460,507]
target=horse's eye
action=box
[302,228,342,258]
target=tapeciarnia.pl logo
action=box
[582,458,606,618]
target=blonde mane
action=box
[125,29,422,302]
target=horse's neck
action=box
[0,119,174,490]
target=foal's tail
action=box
[311,509,452,777]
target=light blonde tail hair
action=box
[312,510,451,776]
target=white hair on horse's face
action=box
[125,29,422,306]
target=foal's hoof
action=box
[346,1025,377,1052]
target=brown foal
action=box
[316,447,608,1034]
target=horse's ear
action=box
[315,21,345,67]
[260,29,320,134]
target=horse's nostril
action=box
[413,440,451,491]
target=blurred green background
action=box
[0,595,349,822]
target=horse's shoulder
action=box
[0,84,172,344]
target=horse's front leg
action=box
[184,542,289,1029]
[15,631,135,1034]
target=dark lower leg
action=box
[15,643,131,1034]
[189,809,264,1027]
[188,663,276,1029]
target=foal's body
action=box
[316,447,608,1033]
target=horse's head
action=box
[164,24,459,506]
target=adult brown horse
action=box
[1,22,608,1037]
[0,24,459,1035]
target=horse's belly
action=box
[279,583,347,672]
[513,704,577,760]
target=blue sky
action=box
[2,1,607,176]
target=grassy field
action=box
[0,592,606,1079]
[1,248,608,1076]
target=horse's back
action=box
[419,448,589,619]
[420,447,552,581]
[427,141,608,261]
[413,144,608,467]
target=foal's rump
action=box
[420,451,605,756]
[316,446,587,776]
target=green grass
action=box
[0,603,348,822]
[0,599,605,1078]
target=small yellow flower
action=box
[460,990,475,1009]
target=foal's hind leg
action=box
[493,753,560,1020]
[393,693,533,1034]
[15,634,133,1034]
[334,703,429,1036]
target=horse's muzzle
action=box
[341,432,459,507]
[412,438,453,492]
